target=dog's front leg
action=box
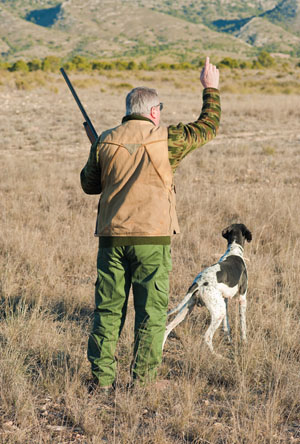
[239,292,247,343]
[222,299,231,343]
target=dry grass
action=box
[0,69,300,443]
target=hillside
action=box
[0,0,252,62]
[262,0,300,34]
[210,0,300,53]
[234,16,300,52]
[0,0,300,62]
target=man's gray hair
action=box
[125,87,159,116]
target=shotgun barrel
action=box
[60,67,98,141]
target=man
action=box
[81,56,220,389]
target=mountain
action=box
[210,0,300,53]
[0,0,299,62]
[262,0,300,34]
[235,16,300,52]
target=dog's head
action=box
[222,223,252,248]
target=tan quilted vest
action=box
[95,119,180,237]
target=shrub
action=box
[92,60,113,70]
[71,56,91,71]
[154,62,195,70]
[252,60,262,69]
[239,60,252,69]
[10,60,29,72]
[175,62,193,70]
[27,59,42,71]
[155,62,170,70]
[62,61,76,71]
[138,61,149,70]
[257,51,275,68]
[42,56,61,72]
[127,60,138,70]
[218,57,240,69]
[114,60,128,70]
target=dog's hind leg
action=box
[202,289,226,355]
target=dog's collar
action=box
[219,242,244,262]
[229,242,244,253]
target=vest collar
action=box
[122,114,155,125]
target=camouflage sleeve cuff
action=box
[168,88,221,172]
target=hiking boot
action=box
[87,379,116,396]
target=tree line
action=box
[1,52,298,73]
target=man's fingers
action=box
[200,56,219,89]
[204,56,210,72]
[200,56,210,79]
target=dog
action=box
[163,223,252,356]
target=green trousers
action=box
[87,244,172,386]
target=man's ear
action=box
[148,106,160,126]
[150,105,158,120]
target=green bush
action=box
[155,62,194,70]
[71,56,91,71]
[175,62,193,70]
[138,61,149,70]
[62,61,76,71]
[154,62,170,70]
[239,60,252,69]
[42,56,61,72]
[252,60,262,69]
[257,51,275,68]
[114,60,128,70]
[92,60,113,70]
[218,57,240,69]
[28,59,42,71]
[127,60,138,70]
[10,60,29,72]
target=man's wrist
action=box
[203,87,219,93]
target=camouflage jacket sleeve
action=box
[80,140,102,195]
[168,88,221,172]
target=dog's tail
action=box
[167,282,198,316]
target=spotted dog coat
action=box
[163,224,252,355]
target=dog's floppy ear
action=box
[242,225,252,242]
[222,225,233,240]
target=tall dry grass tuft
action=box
[0,70,299,442]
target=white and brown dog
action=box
[163,223,252,356]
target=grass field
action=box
[0,67,300,443]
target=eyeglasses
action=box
[153,102,163,111]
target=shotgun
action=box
[60,67,98,143]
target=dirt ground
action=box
[0,69,299,443]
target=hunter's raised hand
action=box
[200,56,219,89]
